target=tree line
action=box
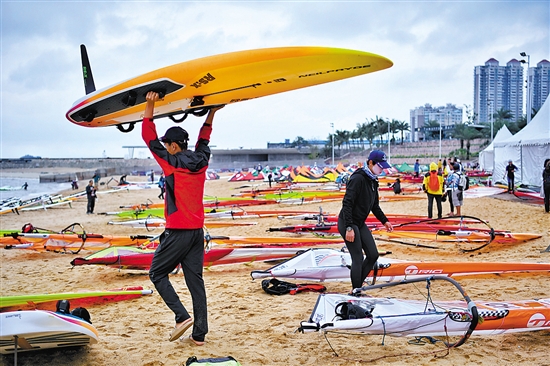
[290,105,537,160]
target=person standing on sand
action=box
[85,180,96,214]
[444,182,455,216]
[142,91,223,346]
[446,163,464,216]
[445,157,453,175]
[444,158,454,215]
[338,150,394,296]
[413,159,420,178]
[504,160,518,193]
[423,162,444,219]
[92,172,100,189]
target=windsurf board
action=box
[66,46,393,132]
[0,310,98,354]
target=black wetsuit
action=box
[337,168,388,289]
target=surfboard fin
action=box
[80,44,96,95]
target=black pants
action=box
[544,185,550,213]
[427,193,443,219]
[86,198,95,214]
[149,228,207,342]
[338,219,379,290]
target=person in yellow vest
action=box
[422,162,445,219]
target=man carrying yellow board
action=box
[142,91,223,345]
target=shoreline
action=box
[0,168,89,180]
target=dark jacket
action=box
[505,164,518,178]
[338,168,388,228]
[142,118,212,229]
[543,167,550,189]
[85,185,96,200]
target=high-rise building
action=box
[409,103,463,142]
[474,59,524,123]
[531,59,550,113]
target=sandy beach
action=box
[1,171,549,366]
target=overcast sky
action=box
[1,0,548,159]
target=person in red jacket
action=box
[142,91,223,345]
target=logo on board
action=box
[191,73,216,88]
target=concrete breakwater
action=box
[1,158,159,183]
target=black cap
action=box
[161,127,189,143]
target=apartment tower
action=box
[473,59,524,123]
[531,59,550,113]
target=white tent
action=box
[478,125,512,172]
[493,98,550,186]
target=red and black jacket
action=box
[142,118,212,229]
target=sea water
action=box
[0,177,72,203]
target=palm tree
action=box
[457,104,478,149]
[343,130,351,150]
[389,119,401,144]
[495,108,513,123]
[291,136,307,148]
[350,129,360,150]
[423,120,440,141]
[335,130,349,151]
[452,123,467,150]
[333,130,343,151]
[394,120,410,144]
[462,127,483,160]
[365,121,377,149]
[370,116,387,145]
[355,122,369,150]
[452,123,482,159]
